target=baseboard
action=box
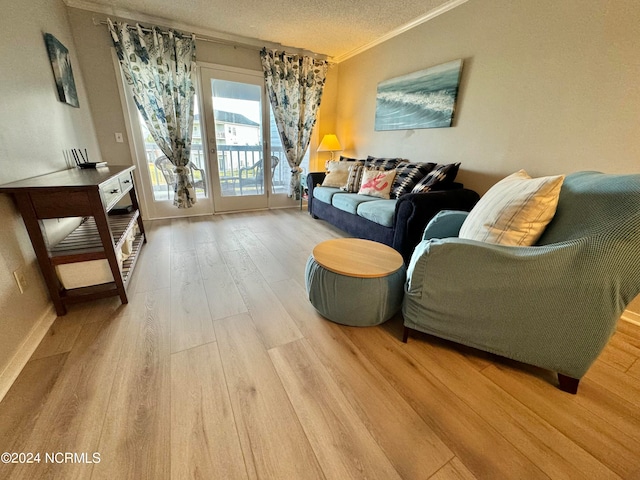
[0,305,57,403]
[621,309,640,327]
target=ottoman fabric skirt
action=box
[305,256,406,326]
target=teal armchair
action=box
[402,171,640,393]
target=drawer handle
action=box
[110,189,120,194]
[122,180,131,184]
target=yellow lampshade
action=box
[317,134,342,153]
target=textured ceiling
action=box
[67,0,460,60]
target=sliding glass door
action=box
[200,65,295,212]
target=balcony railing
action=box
[144,143,290,200]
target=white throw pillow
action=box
[459,169,565,246]
[322,160,361,188]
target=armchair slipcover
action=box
[402,171,640,393]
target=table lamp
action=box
[317,134,342,160]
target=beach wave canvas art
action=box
[375,59,463,130]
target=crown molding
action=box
[333,0,469,63]
[64,0,466,63]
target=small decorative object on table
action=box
[68,148,107,169]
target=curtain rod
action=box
[98,20,333,62]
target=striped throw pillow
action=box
[342,164,367,192]
[458,169,565,246]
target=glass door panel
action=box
[211,80,265,198]
[139,97,208,203]
[116,53,213,219]
[200,66,270,212]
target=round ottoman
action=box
[305,238,406,326]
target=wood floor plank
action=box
[0,354,68,480]
[170,249,216,353]
[583,360,640,408]
[222,249,302,349]
[128,243,171,293]
[171,342,249,480]
[127,218,172,294]
[272,278,454,479]
[617,319,640,343]
[91,289,171,480]
[254,229,310,288]
[214,314,324,480]
[171,218,196,252]
[400,333,619,479]
[30,315,84,360]
[232,228,290,284]
[629,359,640,380]
[197,241,248,320]
[598,332,639,372]
[483,363,640,477]
[341,325,548,479]
[9,316,128,480]
[270,338,403,480]
[189,215,218,244]
[429,457,478,480]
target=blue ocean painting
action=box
[374,59,463,130]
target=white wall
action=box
[331,0,640,194]
[0,0,101,386]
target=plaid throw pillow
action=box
[365,156,405,171]
[390,162,436,198]
[411,163,461,193]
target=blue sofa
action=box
[307,171,480,264]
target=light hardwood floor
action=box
[1,208,639,479]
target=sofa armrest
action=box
[306,172,326,214]
[393,188,480,264]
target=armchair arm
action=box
[422,210,469,240]
[404,237,622,378]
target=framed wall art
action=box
[44,33,79,108]
[375,59,463,131]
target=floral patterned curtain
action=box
[108,19,197,208]
[260,49,328,198]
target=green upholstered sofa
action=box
[402,171,640,394]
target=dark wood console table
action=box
[0,166,146,315]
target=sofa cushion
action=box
[313,186,342,204]
[391,162,436,199]
[356,199,397,227]
[459,169,565,246]
[332,193,379,215]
